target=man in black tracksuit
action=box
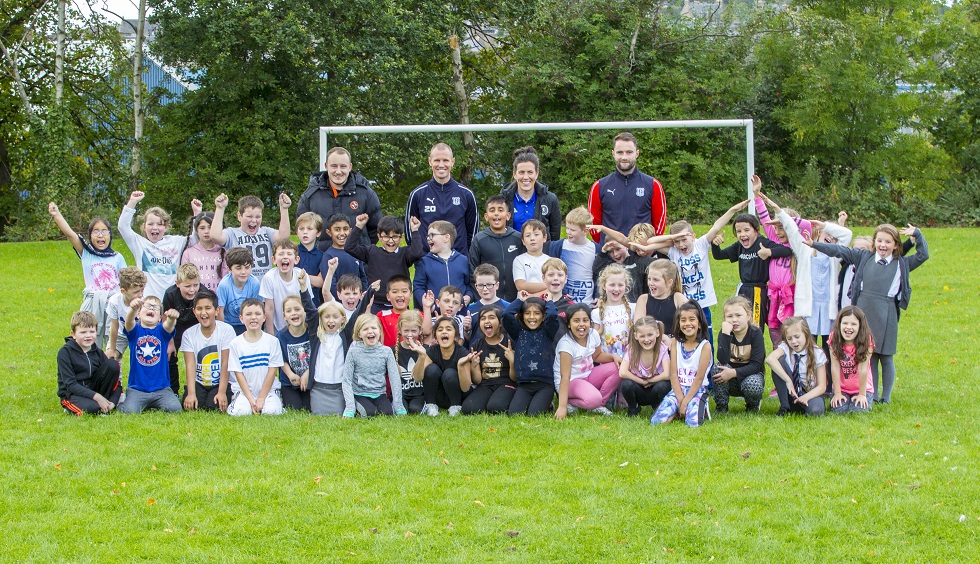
[297,147,382,251]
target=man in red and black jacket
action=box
[587,132,667,243]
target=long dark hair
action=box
[187,212,224,261]
[831,306,872,363]
[672,300,709,344]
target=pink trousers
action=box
[568,363,622,410]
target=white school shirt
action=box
[258,268,314,332]
[105,292,131,341]
[180,321,236,387]
[552,329,602,390]
[314,333,345,384]
[228,332,284,395]
[669,236,717,308]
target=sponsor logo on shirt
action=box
[541,205,549,215]
[350,201,359,210]
[636,187,645,197]
[136,335,162,367]
[507,245,518,253]
[452,197,461,206]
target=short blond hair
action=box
[296,211,323,233]
[541,257,567,276]
[176,263,200,283]
[316,301,347,341]
[118,266,147,290]
[628,223,656,243]
[565,206,592,229]
[71,311,98,332]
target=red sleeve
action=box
[587,180,603,242]
[651,178,667,236]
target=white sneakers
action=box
[422,403,439,417]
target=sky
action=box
[82,0,147,21]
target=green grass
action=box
[1,228,978,561]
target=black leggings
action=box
[462,380,516,415]
[620,379,671,415]
[508,380,554,416]
[280,386,311,411]
[183,383,232,411]
[355,395,393,417]
[423,365,463,408]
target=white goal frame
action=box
[319,119,756,204]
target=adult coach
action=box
[587,132,667,242]
[405,143,479,255]
[500,146,562,242]
[297,147,382,251]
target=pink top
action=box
[755,197,797,291]
[181,242,228,292]
[829,334,875,395]
[621,341,669,380]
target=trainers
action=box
[422,403,439,417]
[768,388,778,398]
[565,405,578,415]
[590,406,614,417]
[448,405,462,417]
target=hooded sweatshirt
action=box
[467,227,525,302]
[413,251,474,307]
[57,337,114,400]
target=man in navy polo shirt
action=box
[587,132,667,242]
[405,143,479,256]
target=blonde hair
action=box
[541,257,567,276]
[852,235,873,249]
[628,223,656,243]
[282,294,304,312]
[176,263,200,283]
[140,206,171,235]
[351,314,382,342]
[71,311,98,332]
[296,211,323,233]
[118,266,147,290]
[669,220,694,236]
[723,295,755,326]
[565,206,592,229]
[626,316,664,375]
[780,317,818,390]
[595,264,633,335]
[394,310,424,367]
[316,301,348,340]
[646,259,681,293]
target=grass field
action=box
[1,228,977,562]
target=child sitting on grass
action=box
[57,311,122,415]
[342,314,406,418]
[650,302,712,427]
[180,290,235,412]
[119,296,182,414]
[227,298,285,416]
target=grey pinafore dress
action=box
[855,258,899,356]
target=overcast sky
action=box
[83,0,147,20]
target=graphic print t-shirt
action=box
[180,321,236,387]
[126,323,174,392]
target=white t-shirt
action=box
[79,249,127,293]
[222,226,277,278]
[552,329,602,389]
[669,235,717,308]
[180,321,236,387]
[591,303,633,357]
[228,332,284,395]
[259,268,313,332]
[314,333,345,384]
[512,253,550,284]
[777,342,828,391]
[118,207,189,299]
[559,239,597,304]
[105,292,131,340]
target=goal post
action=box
[319,119,756,206]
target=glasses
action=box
[426,232,447,240]
[142,305,160,312]
[91,230,111,236]
[475,283,497,290]
[380,234,401,241]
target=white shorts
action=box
[228,390,284,416]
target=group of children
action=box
[54,173,929,425]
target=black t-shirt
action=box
[162,285,196,346]
[394,344,423,398]
[712,236,792,286]
[473,335,512,384]
[425,342,465,373]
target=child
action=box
[332,274,365,322]
[554,303,622,418]
[547,207,600,304]
[634,259,688,340]
[408,317,469,416]
[227,298,285,416]
[49,202,128,348]
[217,247,261,335]
[766,317,827,416]
[276,271,317,411]
[342,314,406,417]
[319,213,368,299]
[432,285,470,342]
[460,305,517,414]
[118,190,201,299]
[210,192,291,279]
[587,224,653,302]
[503,294,561,416]
[711,206,793,331]
[713,296,766,414]
[757,187,852,352]
[542,258,575,312]
[393,311,427,414]
[639,202,750,346]
[345,214,425,312]
[118,296,182,414]
[163,263,201,394]
[618,316,670,417]
[827,306,874,414]
[413,220,474,307]
[106,267,147,361]
[295,211,325,306]
[591,264,632,361]
[180,212,228,293]
[308,287,371,415]
[180,290,236,412]
[260,239,313,334]
[840,234,872,308]
[651,302,712,427]
[810,224,928,404]
[468,195,525,302]
[57,311,122,415]
[513,220,551,295]
[377,274,414,347]
[467,264,509,345]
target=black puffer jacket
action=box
[298,171,382,251]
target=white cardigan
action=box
[777,211,852,319]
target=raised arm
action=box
[705,199,750,243]
[274,192,292,243]
[48,203,84,255]
[210,194,229,246]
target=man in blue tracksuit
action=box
[405,143,479,256]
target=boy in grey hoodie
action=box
[342,314,406,417]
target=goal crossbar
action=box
[319,119,756,203]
